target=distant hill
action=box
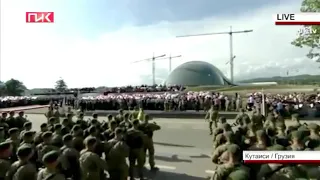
[239,74,320,85]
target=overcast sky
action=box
[1,0,317,88]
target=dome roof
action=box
[165,61,233,86]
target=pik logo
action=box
[26,12,54,23]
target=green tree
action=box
[291,0,320,61]
[55,78,68,92]
[4,79,27,96]
[0,81,6,96]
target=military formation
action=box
[205,105,320,180]
[0,106,161,180]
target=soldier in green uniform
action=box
[20,131,35,147]
[60,134,81,179]
[6,145,37,180]
[119,114,132,131]
[0,117,8,136]
[103,120,117,141]
[16,111,27,128]
[20,122,32,139]
[6,128,20,161]
[205,105,219,135]
[217,117,227,129]
[6,111,16,129]
[44,107,54,123]
[71,125,85,152]
[249,130,268,150]
[47,118,56,132]
[288,130,305,150]
[274,110,284,124]
[36,131,59,164]
[105,128,129,180]
[0,112,7,123]
[91,113,100,124]
[0,128,5,143]
[263,112,276,128]
[0,141,12,180]
[305,123,320,149]
[211,131,236,165]
[37,151,66,180]
[76,112,88,130]
[51,124,63,147]
[115,109,124,124]
[234,108,249,126]
[34,123,48,146]
[211,144,250,180]
[61,119,71,136]
[53,106,60,124]
[79,137,108,180]
[126,119,145,180]
[66,107,74,117]
[251,108,264,130]
[274,122,290,147]
[140,114,160,171]
[130,106,139,120]
[290,113,301,128]
[66,113,75,128]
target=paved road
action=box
[25,114,320,179]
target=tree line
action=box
[0,78,70,96]
[239,74,320,85]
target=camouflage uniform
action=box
[205,106,219,135]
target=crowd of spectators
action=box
[103,84,185,94]
[1,91,320,118]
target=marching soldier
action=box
[0,128,5,143]
[60,134,81,179]
[130,106,139,120]
[7,145,37,180]
[6,111,16,129]
[0,141,12,180]
[34,123,48,146]
[36,131,59,164]
[205,105,219,135]
[119,113,132,132]
[15,111,27,130]
[140,114,160,171]
[126,119,145,180]
[37,151,66,180]
[53,106,60,124]
[44,107,54,122]
[51,124,63,147]
[251,108,264,130]
[211,144,250,180]
[79,137,108,180]
[234,108,249,126]
[105,128,129,180]
[6,128,20,162]
[115,109,124,124]
[71,125,85,152]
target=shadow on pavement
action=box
[145,169,209,180]
[154,142,195,148]
[190,154,211,159]
[154,154,192,163]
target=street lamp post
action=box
[176,26,253,83]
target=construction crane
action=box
[156,54,182,73]
[132,54,166,85]
[176,26,253,83]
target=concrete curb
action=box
[25,111,237,119]
[0,105,49,113]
